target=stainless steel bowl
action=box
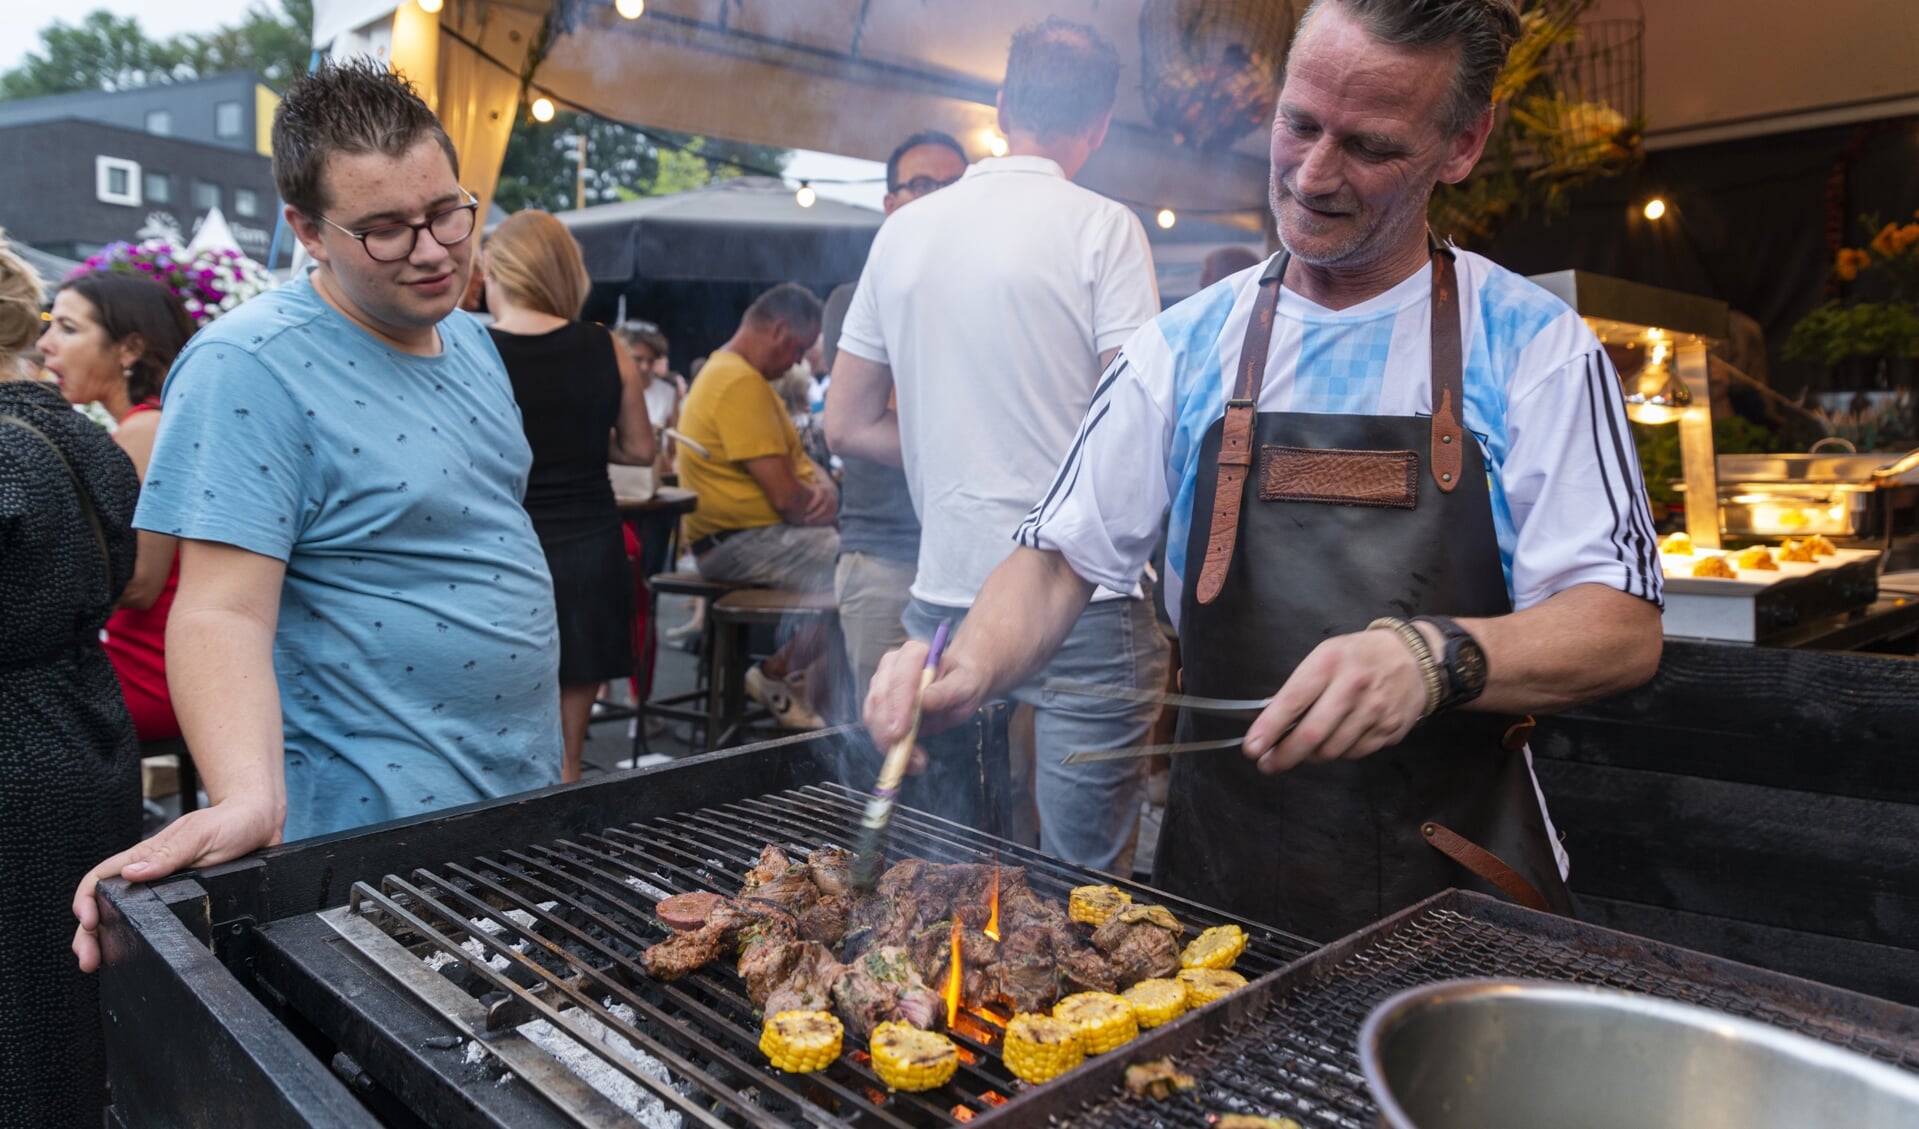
[1358,979,1919,1129]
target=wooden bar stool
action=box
[707,588,841,750]
[639,570,758,752]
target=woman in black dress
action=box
[484,211,654,781]
[0,240,143,1125]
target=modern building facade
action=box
[0,74,281,263]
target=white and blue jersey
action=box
[1016,249,1663,630]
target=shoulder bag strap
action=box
[0,410,114,599]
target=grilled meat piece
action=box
[807,846,855,898]
[798,894,851,947]
[641,899,785,981]
[985,928,1061,1014]
[739,940,803,1006]
[832,945,944,1039]
[1056,942,1121,996]
[1092,904,1183,988]
[741,846,822,915]
[762,941,843,1019]
[1124,1059,1196,1100]
[744,844,792,887]
[841,890,912,957]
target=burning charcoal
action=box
[1092,904,1183,989]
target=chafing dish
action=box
[1717,447,1919,551]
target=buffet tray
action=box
[1660,548,1880,642]
[1006,891,1919,1129]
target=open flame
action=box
[984,864,1000,941]
[944,917,963,1028]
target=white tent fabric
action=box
[185,207,243,258]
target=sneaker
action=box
[745,665,826,730]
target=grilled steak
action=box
[741,846,821,915]
[1092,904,1182,988]
[832,945,945,1039]
[985,928,1060,1014]
[762,941,843,1018]
[797,894,851,946]
[806,847,855,898]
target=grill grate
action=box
[1044,900,1919,1128]
[333,782,1312,1127]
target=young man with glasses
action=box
[73,60,561,971]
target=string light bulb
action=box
[796,182,817,208]
[1156,208,1177,230]
[1642,197,1667,221]
[989,135,1009,157]
[530,97,556,123]
[615,0,645,17]
[417,0,443,12]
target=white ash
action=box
[515,1006,681,1129]
[462,1040,487,1066]
[424,949,458,972]
[622,875,674,902]
[459,936,511,972]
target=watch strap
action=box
[1413,614,1486,710]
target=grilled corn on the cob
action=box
[869,1022,959,1092]
[1067,884,1131,926]
[759,1010,843,1073]
[1053,991,1139,1054]
[1181,923,1247,971]
[1178,967,1247,1007]
[1121,978,1189,1028]
[1002,1013,1085,1083]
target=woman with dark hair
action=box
[485,210,654,781]
[40,272,197,741]
[0,239,143,1124]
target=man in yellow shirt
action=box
[677,283,837,726]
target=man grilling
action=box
[864,0,1664,940]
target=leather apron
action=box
[1150,246,1574,940]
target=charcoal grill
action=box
[95,721,1311,1128]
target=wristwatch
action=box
[1413,615,1488,711]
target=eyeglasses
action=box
[890,174,961,198]
[316,189,481,263]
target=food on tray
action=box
[1779,539,1816,563]
[1181,923,1247,971]
[1092,903,1184,988]
[1807,534,1839,557]
[1733,546,1778,571]
[1690,554,1737,578]
[1002,1013,1084,1083]
[1659,532,1694,556]
[1178,967,1248,1007]
[1121,978,1190,1028]
[869,1021,959,1091]
[657,891,724,931]
[1068,884,1132,926]
[1123,1058,1197,1099]
[759,1010,842,1073]
[1054,991,1140,1054]
[1214,1117,1303,1129]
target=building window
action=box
[234,188,260,218]
[214,101,243,139]
[145,109,173,136]
[144,172,172,204]
[192,179,221,212]
[96,156,142,207]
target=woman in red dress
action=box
[39,272,196,740]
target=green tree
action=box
[493,110,789,213]
[0,1,314,100]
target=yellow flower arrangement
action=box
[1789,209,1919,366]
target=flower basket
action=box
[73,238,275,328]
[1139,0,1294,153]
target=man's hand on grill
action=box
[1240,626,1431,773]
[71,798,285,973]
[863,641,990,773]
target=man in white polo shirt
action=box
[827,17,1167,874]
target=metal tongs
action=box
[1043,679,1295,764]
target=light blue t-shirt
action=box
[135,275,561,839]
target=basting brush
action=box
[850,619,951,890]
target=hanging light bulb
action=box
[1642,197,1667,221]
[530,97,556,123]
[795,182,817,208]
[1156,208,1177,230]
[988,134,1009,158]
[417,0,444,12]
[615,0,645,18]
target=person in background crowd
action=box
[827,18,1168,873]
[0,235,142,1128]
[486,211,655,783]
[677,283,836,728]
[40,273,197,742]
[1198,245,1262,291]
[617,321,679,476]
[73,59,565,973]
[820,129,967,762]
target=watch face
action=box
[1456,640,1489,691]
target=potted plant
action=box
[1785,211,1919,408]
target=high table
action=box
[612,487,697,752]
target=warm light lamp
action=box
[795,183,817,208]
[1642,197,1667,221]
[417,0,443,12]
[988,134,1009,157]
[1621,338,1690,425]
[1156,208,1177,230]
[530,97,556,123]
[615,0,646,17]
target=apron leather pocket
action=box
[1258,445,1419,508]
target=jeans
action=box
[905,594,1170,876]
[695,523,838,591]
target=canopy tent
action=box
[312,0,1919,240]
